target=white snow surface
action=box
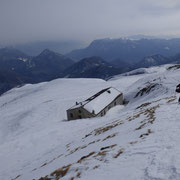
[1,64,180,180]
[111,64,171,78]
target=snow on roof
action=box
[84,87,122,114]
[69,87,122,114]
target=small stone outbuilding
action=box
[67,87,123,120]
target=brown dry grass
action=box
[139,129,152,138]
[93,151,108,161]
[102,133,118,141]
[88,140,96,145]
[100,144,117,151]
[136,102,151,109]
[93,165,100,169]
[129,141,138,145]
[83,120,123,138]
[50,164,72,179]
[132,104,160,130]
[166,96,177,103]
[135,83,161,98]
[113,148,124,158]
[76,172,81,178]
[77,152,96,163]
[39,154,63,168]
[94,121,123,135]
[135,122,146,130]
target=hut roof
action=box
[69,87,122,114]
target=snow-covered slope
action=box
[111,64,172,79]
[1,64,180,180]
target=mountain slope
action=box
[67,38,180,62]
[30,49,74,81]
[0,47,30,73]
[0,48,33,95]
[0,70,24,95]
[63,56,122,79]
[135,54,170,68]
[1,65,180,180]
[0,48,75,95]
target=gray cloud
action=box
[0,0,180,45]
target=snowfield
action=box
[1,65,180,180]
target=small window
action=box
[70,113,73,118]
[114,101,116,106]
[101,112,103,116]
[78,110,82,113]
[107,90,111,94]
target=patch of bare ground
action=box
[167,64,180,70]
[129,141,138,145]
[94,120,123,135]
[40,162,47,167]
[11,174,21,180]
[127,112,143,121]
[39,154,63,169]
[135,83,162,98]
[136,122,146,130]
[128,104,160,130]
[93,151,109,161]
[76,172,81,178]
[32,168,37,171]
[92,144,117,162]
[66,147,81,156]
[166,96,177,103]
[113,148,124,158]
[39,177,51,180]
[136,102,151,109]
[93,165,100,169]
[77,152,96,163]
[142,104,159,124]
[66,139,101,158]
[83,120,123,139]
[39,164,71,180]
[66,143,71,151]
[88,140,96,145]
[139,129,152,138]
[100,144,117,151]
[51,164,72,179]
[82,133,92,139]
[102,133,118,141]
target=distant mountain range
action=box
[134,54,170,68]
[0,48,74,95]
[1,37,180,96]
[67,38,180,62]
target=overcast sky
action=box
[1,0,180,45]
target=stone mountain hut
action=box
[67,87,123,120]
